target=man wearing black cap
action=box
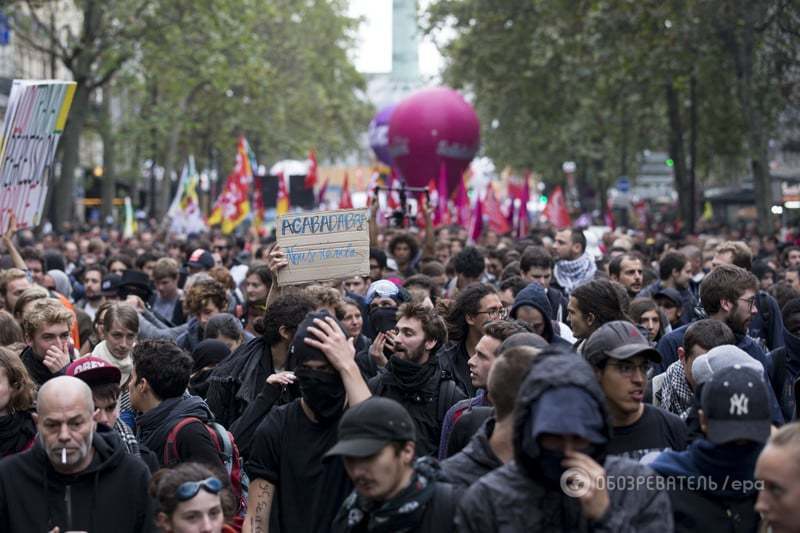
[651,365,770,530]
[456,346,671,531]
[653,287,684,329]
[585,321,687,461]
[187,248,215,274]
[638,251,696,326]
[243,310,372,533]
[368,302,465,457]
[328,397,458,532]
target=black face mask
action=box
[369,307,398,336]
[295,366,346,425]
[536,448,567,485]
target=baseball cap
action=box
[324,397,416,459]
[701,365,771,445]
[365,279,409,306]
[653,288,682,308]
[583,320,662,365]
[187,248,215,270]
[691,345,764,387]
[101,273,123,297]
[530,386,607,445]
[66,357,121,387]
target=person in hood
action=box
[768,298,800,421]
[243,310,372,533]
[519,245,569,323]
[585,321,687,461]
[439,283,504,395]
[0,376,154,532]
[189,339,231,399]
[328,397,458,533]
[755,422,800,533]
[651,365,771,531]
[20,297,75,386]
[442,345,540,492]
[130,340,225,472]
[207,293,314,456]
[455,346,672,531]
[510,282,571,347]
[369,302,465,456]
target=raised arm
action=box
[368,200,379,248]
[1,214,26,271]
[264,244,287,311]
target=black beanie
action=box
[191,339,231,373]
[290,309,346,366]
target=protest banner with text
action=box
[276,208,370,286]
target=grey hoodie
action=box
[455,347,672,532]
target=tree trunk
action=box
[51,83,91,232]
[100,88,115,220]
[688,74,698,234]
[665,79,691,228]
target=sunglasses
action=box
[176,476,223,502]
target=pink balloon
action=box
[388,87,480,193]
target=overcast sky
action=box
[348,0,444,76]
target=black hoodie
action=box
[455,347,673,532]
[0,431,155,532]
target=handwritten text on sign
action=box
[276,208,369,286]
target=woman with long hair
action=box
[0,346,37,457]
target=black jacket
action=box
[20,345,72,387]
[369,364,466,457]
[455,348,672,532]
[206,336,277,428]
[0,432,155,532]
[441,416,502,492]
[436,340,473,396]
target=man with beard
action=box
[455,346,671,531]
[0,376,154,532]
[75,264,106,320]
[609,252,645,299]
[243,310,372,533]
[655,264,784,424]
[370,302,466,457]
[129,340,225,472]
[551,228,597,295]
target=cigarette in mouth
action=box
[61,448,67,464]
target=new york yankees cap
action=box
[701,365,771,445]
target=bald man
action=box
[0,376,155,532]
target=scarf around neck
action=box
[660,361,693,420]
[339,457,441,533]
[554,252,596,294]
[387,356,438,395]
[91,340,133,385]
[0,410,36,457]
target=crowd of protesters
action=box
[1,206,800,532]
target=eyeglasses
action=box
[213,245,229,251]
[738,296,757,310]
[607,360,650,377]
[176,477,223,502]
[476,307,508,319]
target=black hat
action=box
[653,288,682,308]
[187,248,215,270]
[324,397,416,459]
[119,270,153,300]
[101,273,123,297]
[583,320,662,366]
[701,365,771,445]
[191,339,231,373]
[290,309,345,365]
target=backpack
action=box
[164,417,249,515]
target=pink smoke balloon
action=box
[388,87,480,193]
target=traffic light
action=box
[665,158,674,167]
[539,194,547,205]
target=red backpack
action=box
[163,417,249,516]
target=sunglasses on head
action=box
[176,476,223,502]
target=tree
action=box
[8,0,157,231]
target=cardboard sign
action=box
[276,208,370,286]
[0,79,76,233]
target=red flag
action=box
[252,178,265,233]
[208,136,253,234]
[317,177,329,205]
[304,149,317,189]
[276,171,290,215]
[454,175,470,226]
[543,186,571,229]
[469,195,484,243]
[339,173,353,209]
[483,185,511,234]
